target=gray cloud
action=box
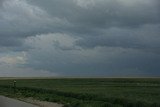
[0,0,70,48]
[76,24,160,53]
[0,0,160,76]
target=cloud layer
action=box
[0,0,160,77]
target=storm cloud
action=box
[0,0,160,77]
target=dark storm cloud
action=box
[0,0,160,48]
[0,0,70,49]
[28,0,160,33]
[76,24,160,53]
[26,0,160,53]
[0,0,160,76]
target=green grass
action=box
[0,78,160,107]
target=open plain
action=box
[0,78,160,107]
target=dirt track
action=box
[0,96,63,107]
[0,96,38,107]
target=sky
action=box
[0,0,160,77]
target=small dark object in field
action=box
[13,80,16,93]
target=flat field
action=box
[0,78,160,107]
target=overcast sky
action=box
[0,0,160,77]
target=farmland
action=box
[0,78,160,107]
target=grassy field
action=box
[0,78,160,107]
